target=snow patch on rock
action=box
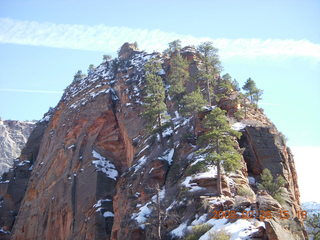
[232,122,247,131]
[92,150,118,180]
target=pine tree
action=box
[143,59,168,142]
[253,89,263,106]
[257,168,285,204]
[145,183,166,240]
[88,64,95,76]
[242,78,263,105]
[103,54,112,61]
[167,53,189,107]
[216,73,234,101]
[181,89,206,136]
[235,93,247,119]
[73,70,86,82]
[167,39,182,54]
[154,183,164,240]
[198,107,242,196]
[231,79,240,91]
[197,42,222,104]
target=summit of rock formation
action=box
[0,42,307,240]
[118,42,140,60]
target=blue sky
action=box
[0,0,319,201]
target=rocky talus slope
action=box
[0,43,307,240]
[0,120,35,175]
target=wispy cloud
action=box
[0,88,63,94]
[1,18,320,60]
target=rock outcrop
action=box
[0,43,306,240]
[0,120,35,175]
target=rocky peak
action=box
[0,43,307,240]
[181,45,198,61]
[118,42,139,60]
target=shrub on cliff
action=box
[186,224,212,240]
[258,168,285,204]
[102,54,112,61]
[209,230,231,240]
[73,70,86,82]
[185,161,207,175]
[87,64,95,76]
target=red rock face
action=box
[0,44,306,240]
[9,87,146,239]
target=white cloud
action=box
[0,88,63,94]
[1,18,320,60]
[291,146,320,203]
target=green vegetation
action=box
[181,88,206,136]
[237,185,254,198]
[88,64,95,75]
[242,78,263,105]
[166,39,182,54]
[257,168,285,204]
[186,224,212,240]
[167,53,189,107]
[215,73,235,102]
[143,59,168,142]
[167,162,181,181]
[178,186,189,199]
[103,54,112,61]
[198,107,242,196]
[165,40,189,110]
[186,161,208,175]
[197,42,222,104]
[209,230,231,240]
[234,108,245,120]
[305,213,320,240]
[231,78,240,91]
[73,70,86,82]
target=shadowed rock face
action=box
[0,120,35,175]
[0,120,47,240]
[0,43,306,240]
[240,126,301,213]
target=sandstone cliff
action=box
[0,43,307,240]
[0,119,35,175]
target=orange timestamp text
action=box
[209,210,307,220]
